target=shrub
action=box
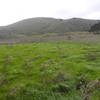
[52,83,71,93]
[52,72,67,83]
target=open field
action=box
[0,40,100,100]
[0,32,100,44]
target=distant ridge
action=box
[0,17,99,36]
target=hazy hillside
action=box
[0,17,99,35]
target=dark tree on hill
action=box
[89,22,100,34]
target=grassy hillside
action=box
[7,18,99,33]
[0,18,99,35]
[0,41,100,100]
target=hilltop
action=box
[0,17,99,34]
[0,17,99,43]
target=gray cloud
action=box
[0,0,100,25]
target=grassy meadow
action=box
[0,41,100,100]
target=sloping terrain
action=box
[0,17,99,35]
[0,17,99,43]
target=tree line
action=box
[89,22,100,34]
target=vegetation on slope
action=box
[0,41,100,100]
[0,17,99,35]
[89,22,100,34]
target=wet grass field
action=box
[0,41,100,100]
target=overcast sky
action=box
[0,0,100,26]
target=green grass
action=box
[0,41,100,100]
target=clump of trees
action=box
[89,22,100,34]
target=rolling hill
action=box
[0,17,99,35]
[0,17,99,43]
